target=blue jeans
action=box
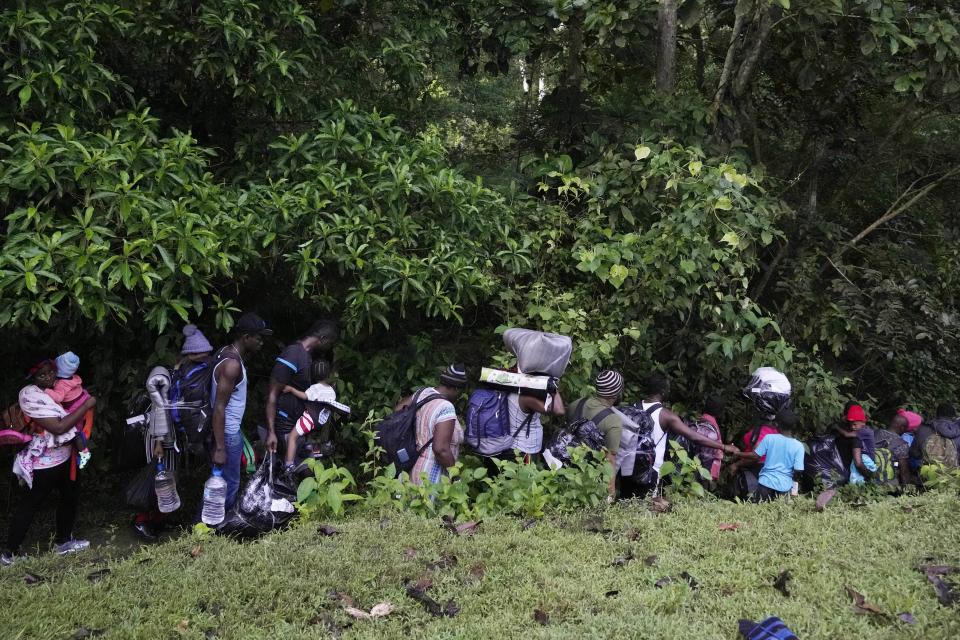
[222,430,243,510]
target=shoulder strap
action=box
[574,398,588,421]
[410,390,448,463]
[645,403,667,447]
[411,389,446,413]
[593,407,616,426]
[512,411,535,439]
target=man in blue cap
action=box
[211,312,271,509]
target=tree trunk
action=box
[657,0,678,94]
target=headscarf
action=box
[897,408,923,431]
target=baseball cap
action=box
[235,312,273,336]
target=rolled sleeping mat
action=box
[479,367,552,392]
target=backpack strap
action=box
[644,403,666,447]
[574,398,588,421]
[593,407,615,426]
[411,389,449,461]
[512,411,535,439]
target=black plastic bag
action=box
[544,418,606,467]
[217,454,298,539]
[125,463,156,511]
[805,435,848,489]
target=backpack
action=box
[168,357,214,447]
[0,402,39,448]
[465,388,534,455]
[618,403,663,485]
[374,390,445,476]
[871,447,898,486]
[543,399,610,467]
[918,418,960,470]
[679,417,722,479]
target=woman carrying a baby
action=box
[2,358,97,564]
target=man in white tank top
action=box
[640,372,738,481]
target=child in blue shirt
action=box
[735,410,805,501]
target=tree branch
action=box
[846,165,960,249]
[711,0,750,112]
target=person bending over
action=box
[734,409,804,502]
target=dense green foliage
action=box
[362,449,611,521]
[2,493,959,639]
[2,0,960,450]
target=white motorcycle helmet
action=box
[741,367,792,419]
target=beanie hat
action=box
[439,363,468,389]
[595,369,624,399]
[845,404,867,423]
[55,352,80,379]
[897,408,923,431]
[181,324,214,355]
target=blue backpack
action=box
[465,388,532,455]
[168,357,214,449]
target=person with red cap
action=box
[834,403,874,482]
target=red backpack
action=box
[0,402,35,447]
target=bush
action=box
[294,459,363,520]
[363,447,611,521]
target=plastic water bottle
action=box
[154,461,181,514]
[201,467,227,526]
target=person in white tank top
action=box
[639,372,738,479]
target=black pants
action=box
[753,483,788,503]
[7,461,79,552]
[618,472,656,499]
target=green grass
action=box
[2,493,959,639]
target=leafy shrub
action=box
[367,447,611,520]
[367,461,489,521]
[919,463,960,493]
[295,460,363,520]
[659,441,711,499]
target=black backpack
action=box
[374,390,445,476]
[169,356,215,448]
[544,399,610,466]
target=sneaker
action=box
[55,539,90,555]
[132,522,158,542]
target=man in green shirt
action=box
[567,369,624,498]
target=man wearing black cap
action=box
[211,312,271,509]
[264,319,339,460]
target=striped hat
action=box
[595,369,624,399]
[439,363,468,388]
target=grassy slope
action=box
[2,493,959,640]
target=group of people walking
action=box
[397,363,959,507]
[2,313,338,561]
[3,315,958,564]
